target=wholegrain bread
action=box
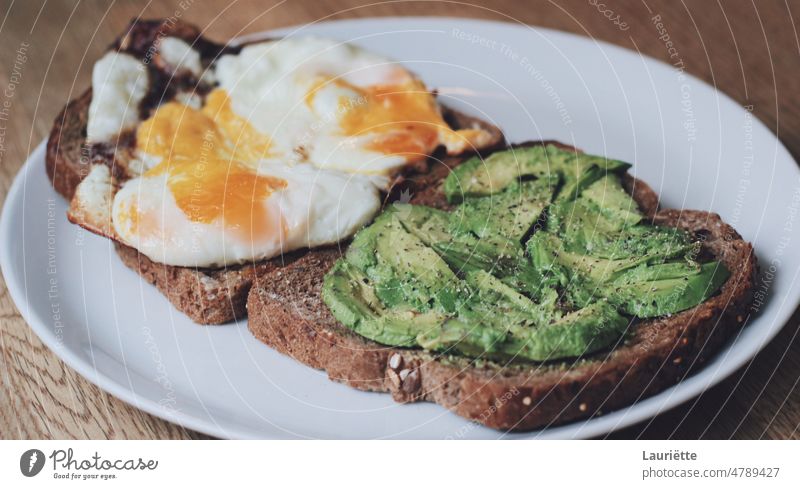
[45,19,503,324]
[246,142,757,431]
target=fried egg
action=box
[111,90,380,266]
[83,36,494,267]
[213,37,494,175]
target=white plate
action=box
[2,17,799,439]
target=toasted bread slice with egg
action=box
[45,19,503,324]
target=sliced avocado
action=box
[417,270,563,360]
[528,227,698,285]
[390,203,516,278]
[555,154,630,203]
[424,311,625,362]
[391,203,453,244]
[527,227,703,311]
[581,174,642,226]
[449,177,556,242]
[419,277,627,362]
[433,237,561,300]
[547,177,667,255]
[346,210,394,272]
[322,260,446,347]
[499,300,629,361]
[323,145,730,365]
[323,260,383,328]
[443,145,630,203]
[433,238,520,280]
[416,319,509,357]
[371,214,466,314]
[394,203,555,299]
[416,271,535,355]
[342,209,467,314]
[461,270,556,327]
[603,260,730,317]
[573,225,694,262]
[547,198,631,243]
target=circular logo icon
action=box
[20,449,45,477]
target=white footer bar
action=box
[1,440,796,487]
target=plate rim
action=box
[2,16,798,439]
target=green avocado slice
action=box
[389,203,451,243]
[393,203,554,299]
[580,174,642,226]
[528,225,729,317]
[602,261,730,317]
[443,145,630,203]
[499,300,629,361]
[417,270,561,360]
[528,232,698,285]
[416,270,541,355]
[345,210,394,273]
[373,215,466,314]
[417,271,628,361]
[322,261,446,347]
[449,177,557,242]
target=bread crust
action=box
[246,144,757,431]
[44,19,504,324]
[46,89,93,201]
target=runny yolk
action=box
[337,79,457,157]
[135,89,287,242]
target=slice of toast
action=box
[45,19,504,324]
[246,142,757,431]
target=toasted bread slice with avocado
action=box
[44,18,503,324]
[246,142,756,431]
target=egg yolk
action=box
[336,79,477,157]
[135,89,287,242]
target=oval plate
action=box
[2,17,799,439]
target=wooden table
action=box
[1,0,798,439]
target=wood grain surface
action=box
[1,0,798,440]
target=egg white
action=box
[112,163,380,267]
